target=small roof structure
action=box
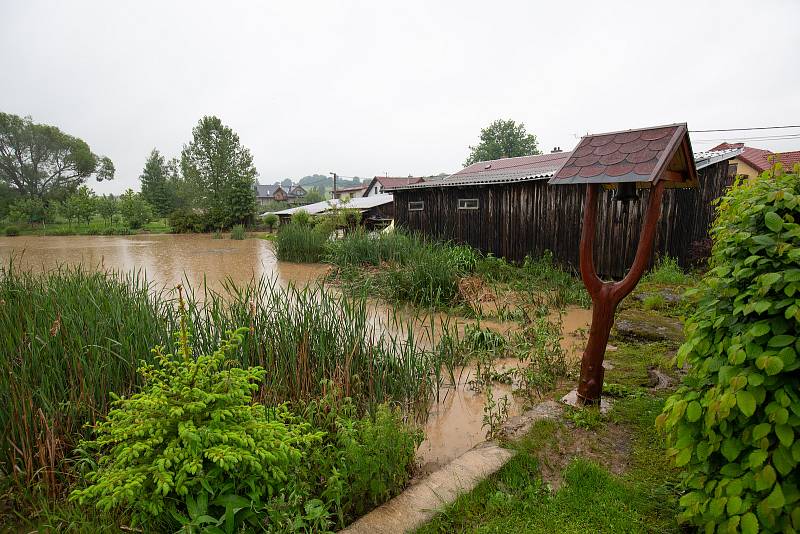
[263,193,394,218]
[550,123,697,188]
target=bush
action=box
[275,223,329,262]
[657,170,800,532]
[71,326,320,530]
[230,224,246,240]
[291,209,312,227]
[263,213,279,232]
[168,208,210,234]
[4,226,19,236]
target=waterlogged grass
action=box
[275,222,329,262]
[0,264,456,503]
[416,396,681,534]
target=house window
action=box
[408,201,424,211]
[458,198,479,210]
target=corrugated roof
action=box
[263,194,393,217]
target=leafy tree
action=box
[263,213,278,232]
[66,185,96,226]
[281,178,293,188]
[658,168,800,532]
[0,112,114,200]
[96,195,117,226]
[118,189,153,229]
[139,149,176,217]
[181,116,257,228]
[8,197,46,225]
[464,119,540,166]
[303,188,325,204]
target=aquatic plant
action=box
[229,224,245,240]
[274,223,329,262]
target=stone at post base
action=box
[561,389,613,414]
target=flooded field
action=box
[0,234,591,473]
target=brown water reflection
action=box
[0,234,327,290]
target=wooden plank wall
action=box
[393,161,732,278]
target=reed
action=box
[274,222,329,262]
[229,224,246,240]
[0,264,452,496]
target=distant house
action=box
[269,194,395,229]
[254,183,308,206]
[364,176,425,196]
[332,184,369,200]
[711,142,800,178]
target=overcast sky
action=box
[2,0,799,195]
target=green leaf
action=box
[686,401,702,422]
[740,512,759,534]
[775,424,794,447]
[736,391,756,417]
[772,446,796,476]
[764,211,783,232]
[768,335,795,348]
[763,483,785,509]
[755,464,776,491]
[765,356,784,375]
[749,323,771,337]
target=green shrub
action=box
[4,226,19,236]
[291,209,312,227]
[642,256,689,285]
[275,223,329,262]
[230,224,246,240]
[657,170,800,532]
[263,213,279,232]
[168,208,210,234]
[71,325,321,530]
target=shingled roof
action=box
[550,124,697,187]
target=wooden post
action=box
[576,180,666,404]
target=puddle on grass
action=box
[416,306,592,473]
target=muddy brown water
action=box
[0,234,592,472]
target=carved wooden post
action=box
[575,181,665,404]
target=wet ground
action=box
[0,234,592,474]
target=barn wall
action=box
[393,161,732,278]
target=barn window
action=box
[408,201,424,211]
[458,198,479,210]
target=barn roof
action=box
[549,123,697,187]
[262,194,393,217]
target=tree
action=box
[0,112,114,200]
[281,178,293,188]
[96,195,117,226]
[464,119,540,166]
[181,116,257,228]
[8,197,46,225]
[139,149,176,217]
[118,189,153,229]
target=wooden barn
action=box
[390,126,742,278]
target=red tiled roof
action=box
[334,184,368,193]
[374,176,425,188]
[711,143,800,172]
[551,124,696,187]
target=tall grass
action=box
[230,224,246,240]
[274,223,329,262]
[641,256,689,285]
[0,264,450,495]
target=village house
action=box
[710,142,800,178]
[254,183,307,206]
[332,184,369,200]
[363,176,425,196]
[270,194,395,228]
[389,124,743,278]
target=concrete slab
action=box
[340,442,515,534]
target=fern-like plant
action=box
[71,303,321,530]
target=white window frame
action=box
[458,198,479,210]
[408,201,424,211]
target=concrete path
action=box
[341,442,514,534]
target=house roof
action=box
[255,184,284,197]
[393,133,738,192]
[550,124,697,187]
[263,194,394,217]
[711,142,800,172]
[373,176,425,189]
[334,184,369,193]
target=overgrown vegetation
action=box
[274,221,330,262]
[0,264,458,530]
[658,169,800,532]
